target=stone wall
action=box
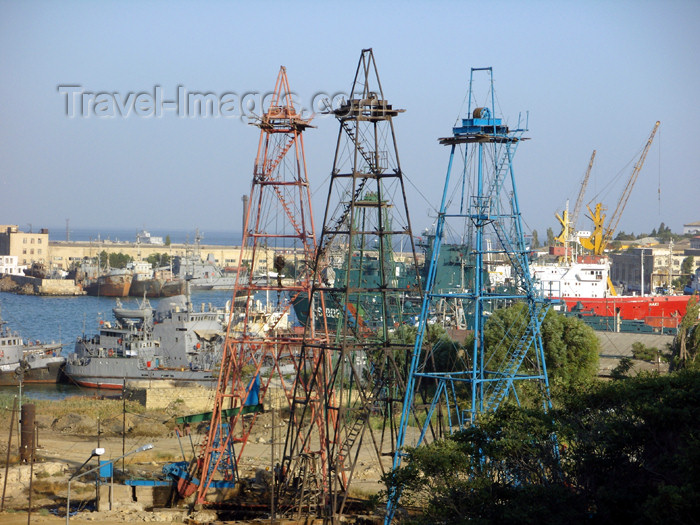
[2,274,83,295]
[125,381,290,413]
[125,381,216,413]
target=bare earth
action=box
[0,405,398,524]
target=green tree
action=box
[483,304,599,397]
[531,230,540,249]
[681,255,695,285]
[147,252,171,268]
[384,405,575,525]
[558,371,700,523]
[615,230,636,241]
[631,341,665,363]
[385,371,700,524]
[164,234,171,246]
[108,252,133,269]
[98,251,133,269]
[545,227,555,246]
[670,295,700,371]
[610,356,634,380]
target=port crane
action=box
[580,121,660,255]
[555,150,596,249]
[571,150,596,235]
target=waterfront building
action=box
[0,255,26,275]
[682,221,700,235]
[610,243,700,294]
[0,225,50,267]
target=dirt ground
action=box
[0,401,396,524]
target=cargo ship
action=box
[532,258,692,332]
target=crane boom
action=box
[570,150,596,233]
[602,121,660,249]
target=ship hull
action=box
[129,278,163,298]
[129,278,185,298]
[63,357,219,390]
[562,294,691,327]
[85,274,132,297]
[161,279,186,297]
[0,358,65,386]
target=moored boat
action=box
[0,309,64,386]
[532,258,692,332]
[63,293,227,389]
[84,268,132,297]
[129,270,186,298]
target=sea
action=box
[56,227,243,246]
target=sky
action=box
[1,0,698,241]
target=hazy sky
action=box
[1,0,698,240]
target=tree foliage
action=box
[385,405,576,525]
[681,255,695,282]
[615,230,636,241]
[146,252,171,268]
[670,295,700,371]
[483,303,599,398]
[386,371,700,524]
[546,227,555,246]
[98,250,133,269]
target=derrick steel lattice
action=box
[386,67,554,522]
[182,67,327,504]
[278,49,422,521]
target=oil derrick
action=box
[278,49,422,521]
[386,67,554,521]
[181,66,326,505]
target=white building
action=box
[683,221,700,235]
[0,255,27,276]
[136,230,164,245]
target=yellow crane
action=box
[580,121,660,255]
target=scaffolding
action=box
[385,67,554,522]
[278,49,422,522]
[175,66,328,506]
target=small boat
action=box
[0,309,64,386]
[129,265,186,298]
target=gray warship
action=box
[63,292,229,389]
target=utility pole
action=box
[668,239,674,291]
